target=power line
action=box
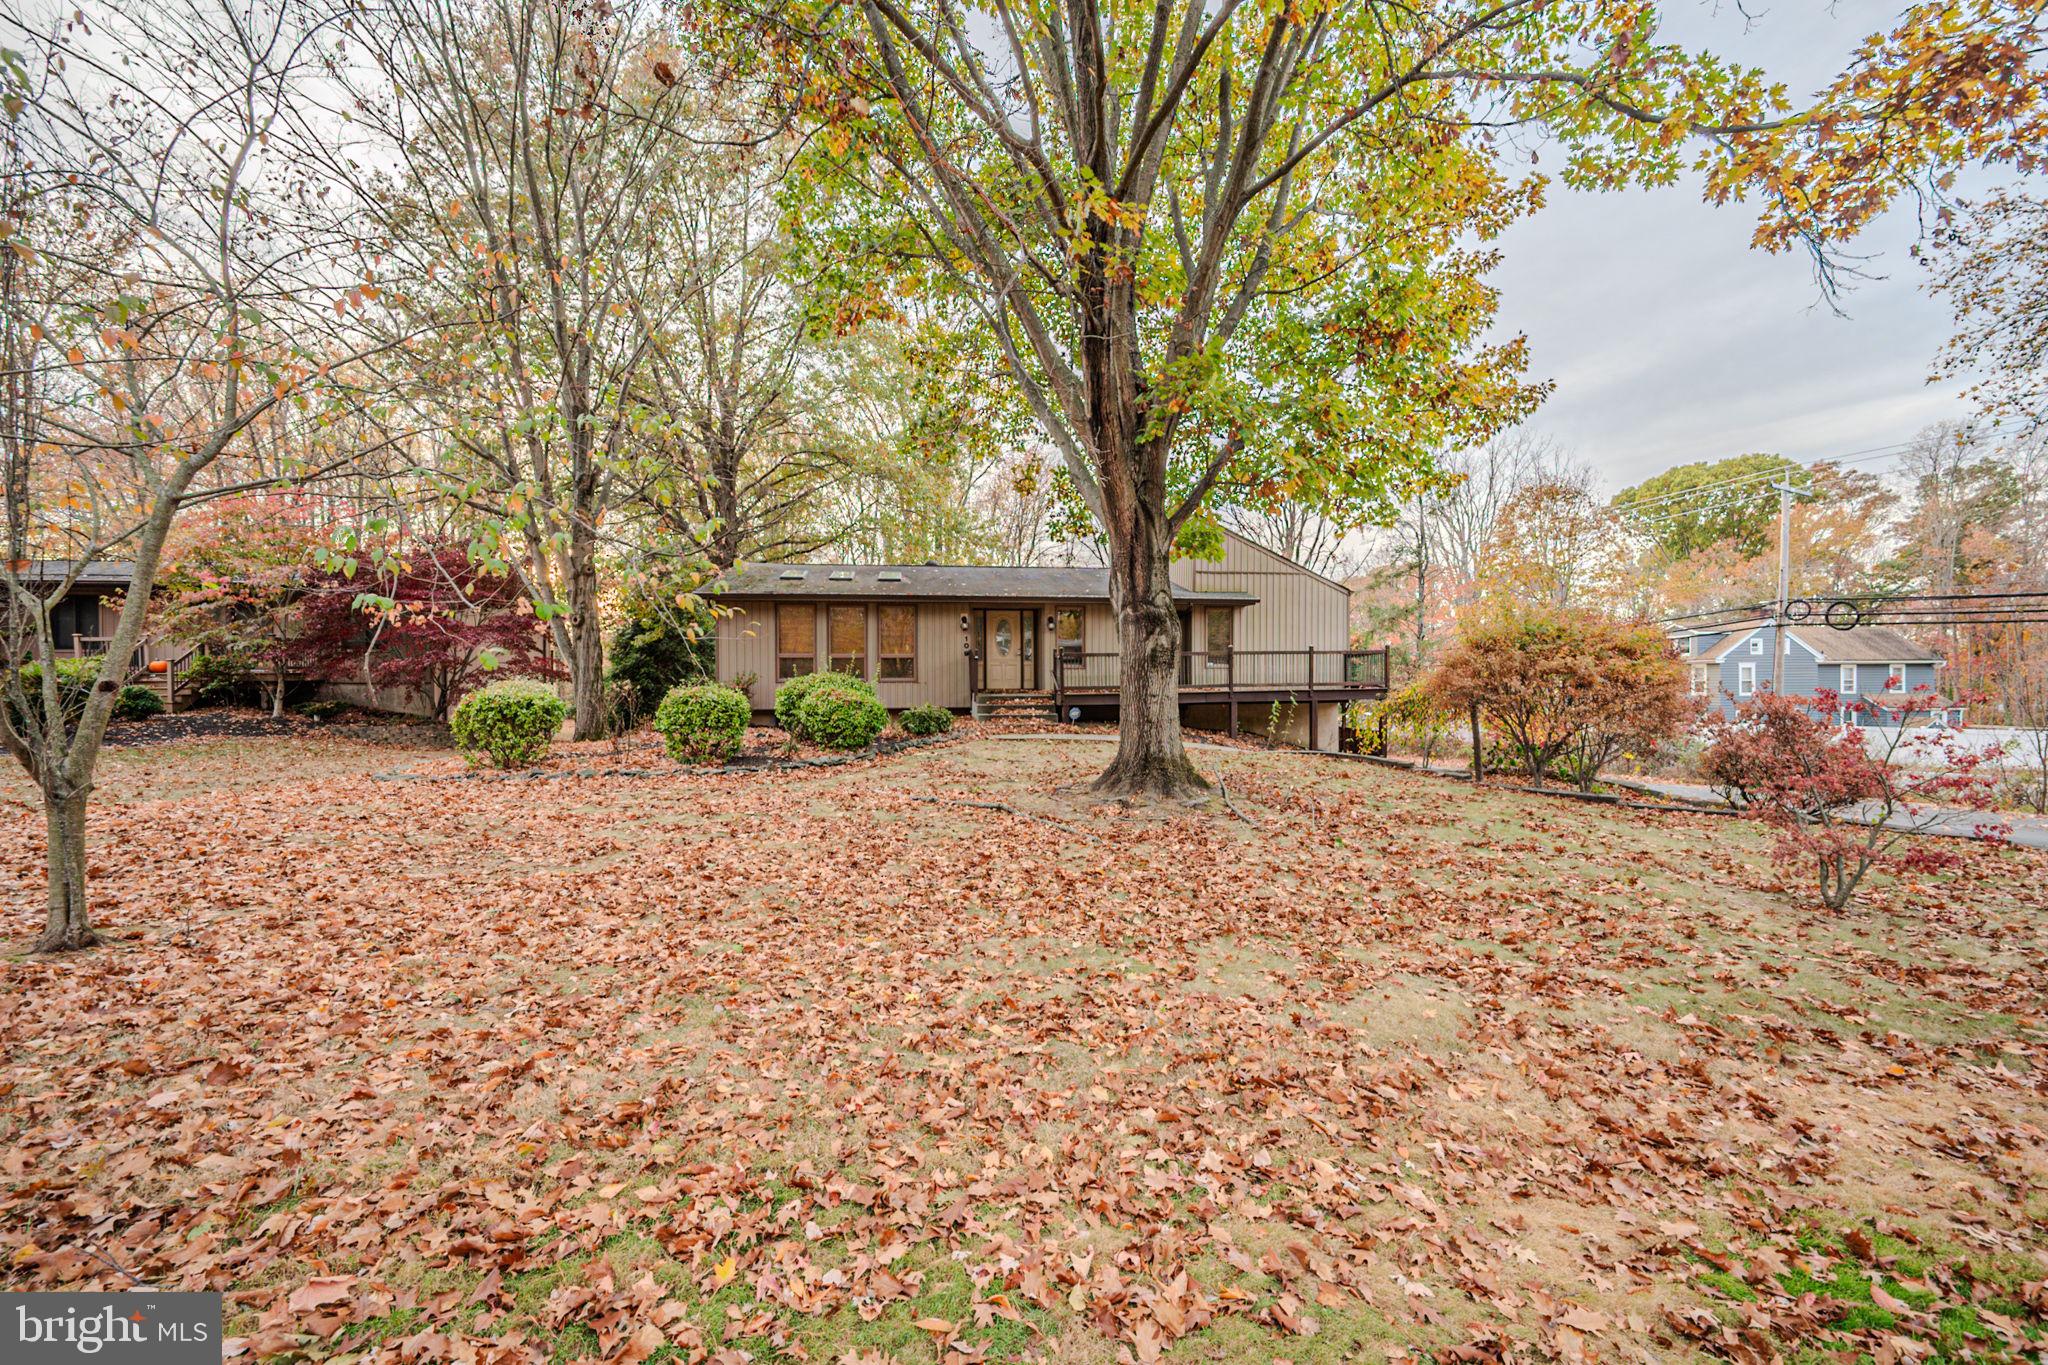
[1658,589,2048,632]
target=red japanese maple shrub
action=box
[296,544,558,719]
[1703,686,2005,909]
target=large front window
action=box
[828,605,867,676]
[878,604,917,681]
[777,605,815,680]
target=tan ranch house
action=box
[710,529,1389,750]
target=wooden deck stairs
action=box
[971,690,1055,722]
[138,655,201,711]
[77,638,202,712]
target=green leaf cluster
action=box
[774,671,886,749]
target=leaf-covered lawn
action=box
[3,733,2045,1363]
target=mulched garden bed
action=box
[103,706,454,749]
[102,709,320,747]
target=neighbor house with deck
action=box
[710,529,1388,750]
[1668,619,1960,726]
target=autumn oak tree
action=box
[728,0,1803,797]
[1720,2,2044,424]
[316,0,705,739]
[1718,0,2045,298]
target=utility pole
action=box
[1770,477,1803,694]
[1412,492,1428,679]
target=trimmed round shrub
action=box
[114,685,165,721]
[896,703,953,737]
[773,670,871,739]
[450,679,568,769]
[653,683,750,763]
[797,680,888,751]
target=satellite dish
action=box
[1067,706,1081,723]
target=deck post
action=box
[1306,646,1317,751]
[1469,701,1482,783]
[1227,649,1237,737]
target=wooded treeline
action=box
[1351,424,2048,724]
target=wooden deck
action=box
[1028,647,1391,748]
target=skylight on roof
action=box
[877,570,903,582]
[829,570,853,581]
[778,569,806,580]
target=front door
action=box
[984,609,1024,691]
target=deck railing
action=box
[70,636,149,670]
[69,636,197,713]
[1052,646,1390,703]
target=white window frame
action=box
[1737,662,1757,696]
[1748,635,1763,654]
[1840,663,1857,696]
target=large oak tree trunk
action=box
[1081,262,1209,799]
[35,787,93,953]
[1095,513,1207,798]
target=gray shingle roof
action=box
[710,562,1256,604]
[11,560,134,589]
[1674,620,1943,666]
[1787,624,1941,664]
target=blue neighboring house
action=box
[1668,619,1961,726]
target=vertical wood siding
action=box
[714,604,778,709]
[1184,530,1349,655]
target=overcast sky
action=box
[1489,2,1988,496]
